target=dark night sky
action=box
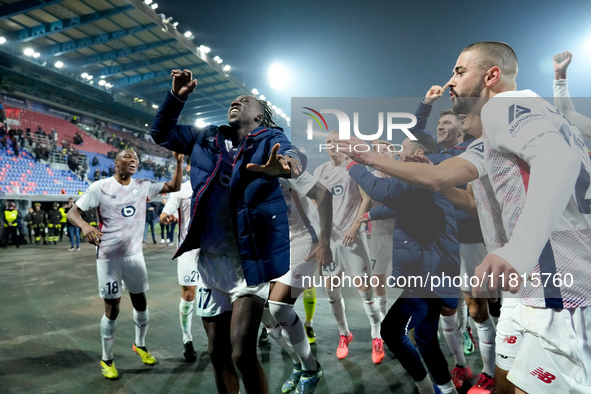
[158,0,591,120]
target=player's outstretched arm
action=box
[336,136,478,191]
[304,181,333,269]
[67,206,102,246]
[552,52,591,140]
[160,152,184,193]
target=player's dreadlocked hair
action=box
[257,98,283,131]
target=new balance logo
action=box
[502,335,517,344]
[530,367,556,384]
[508,104,531,123]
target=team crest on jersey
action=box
[132,188,139,197]
[331,185,344,196]
[121,206,136,217]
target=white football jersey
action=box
[76,177,163,260]
[458,138,508,252]
[480,90,591,308]
[163,180,192,246]
[280,171,320,242]
[314,161,363,238]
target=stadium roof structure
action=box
[0,0,290,131]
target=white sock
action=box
[415,375,435,394]
[269,301,316,372]
[326,288,349,336]
[376,294,388,321]
[179,298,194,343]
[475,317,496,376]
[100,314,117,361]
[458,298,468,332]
[261,306,299,363]
[440,314,466,367]
[133,308,149,348]
[359,289,381,339]
[438,380,459,394]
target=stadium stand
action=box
[5,104,117,155]
[0,138,88,195]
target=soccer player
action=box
[313,131,384,364]
[338,41,591,393]
[151,69,304,394]
[414,85,497,393]
[261,170,331,393]
[552,50,591,140]
[67,149,184,379]
[158,157,199,361]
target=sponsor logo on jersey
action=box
[530,367,556,384]
[331,185,344,196]
[507,104,544,136]
[508,104,531,124]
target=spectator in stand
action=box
[94,169,101,182]
[36,125,44,135]
[101,169,108,178]
[92,155,99,166]
[108,166,114,176]
[51,128,58,143]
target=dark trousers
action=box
[3,225,19,247]
[381,290,452,385]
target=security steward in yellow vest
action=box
[47,203,62,245]
[59,202,68,242]
[3,201,20,248]
[31,203,47,244]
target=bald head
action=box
[462,41,518,82]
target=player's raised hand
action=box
[173,151,184,163]
[553,51,572,79]
[171,69,197,99]
[83,225,103,246]
[246,143,292,176]
[335,136,376,166]
[424,84,449,104]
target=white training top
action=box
[280,171,320,243]
[76,177,163,260]
[480,90,591,308]
[314,160,363,239]
[162,180,192,246]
